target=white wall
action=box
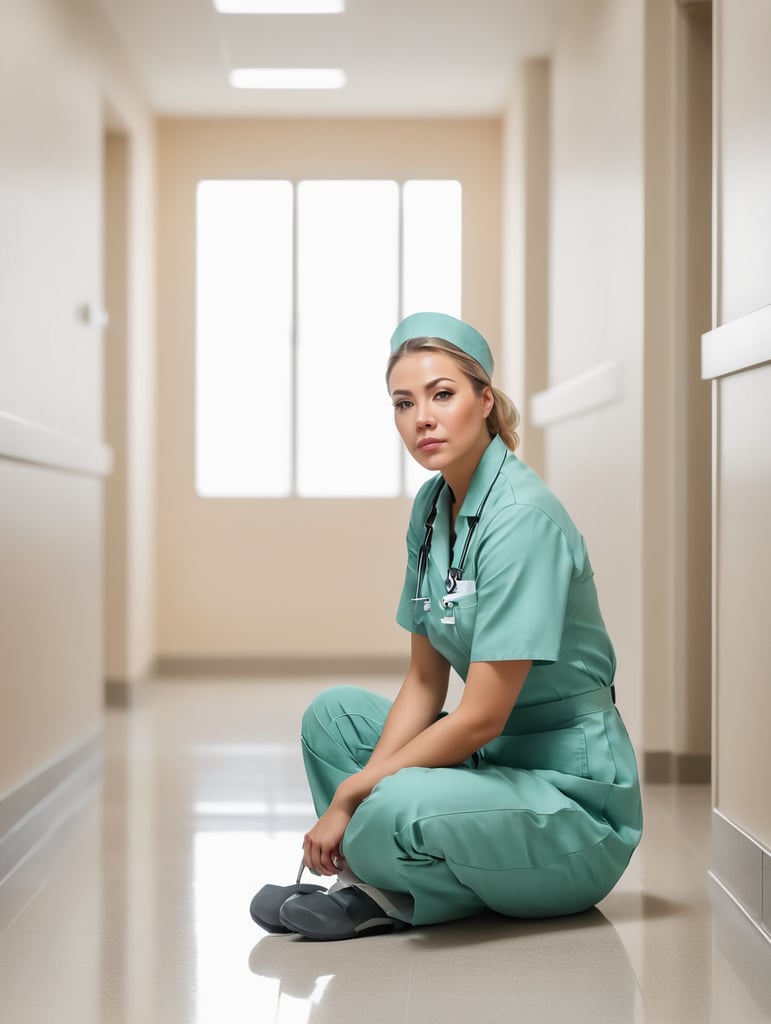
[709,0,771,874]
[0,0,154,793]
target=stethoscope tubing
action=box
[413,449,508,606]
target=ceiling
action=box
[93,0,567,118]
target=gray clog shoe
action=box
[250,860,327,933]
[278,885,408,941]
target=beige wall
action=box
[501,59,550,474]
[103,116,157,692]
[104,133,130,678]
[642,0,712,766]
[156,118,501,660]
[502,1,713,771]
[531,0,646,750]
[0,0,154,794]
[711,0,771,850]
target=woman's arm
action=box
[302,655,531,874]
[340,658,531,806]
[301,634,449,875]
[366,633,451,768]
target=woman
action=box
[250,311,642,941]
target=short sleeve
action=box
[469,504,575,663]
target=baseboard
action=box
[105,675,149,708]
[0,730,102,885]
[154,655,407,678]
[710,809,771,943]
[644,750,711,783]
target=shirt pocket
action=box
[442,592,478,649]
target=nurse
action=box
[250,311,642,941]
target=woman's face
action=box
[388,350,494,483]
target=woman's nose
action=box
[416,407,435,428]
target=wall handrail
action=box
[0,411,112,479]
[529,359,621,428]
[702,304,771,380]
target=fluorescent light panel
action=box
[230,68,346,89]
[213,1,344,12]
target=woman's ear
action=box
[482,386,494,418]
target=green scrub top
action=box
[396,435,616,711]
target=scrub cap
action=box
[388,311,495,379]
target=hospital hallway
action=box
[0,677,768,1024]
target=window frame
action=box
[195,177,462,499]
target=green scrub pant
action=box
[301,685,642,927]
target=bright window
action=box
[195,180,293,497]
[196,178,462,497]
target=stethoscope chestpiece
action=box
[445,566,462,594]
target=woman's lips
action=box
[417,439,445,452]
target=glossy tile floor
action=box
[2,677,771,1024]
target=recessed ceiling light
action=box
[229,68,346,90]
[213,1,344,12]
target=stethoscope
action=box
[412,450,507,621]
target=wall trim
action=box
[701,303,771,380]
[0,730,102,886]
[710,809,771,943]
[155,655,407,679]
[529,360,621,428]
[0,411,113,479]
[644,750,711,784]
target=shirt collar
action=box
[456,434,509,519]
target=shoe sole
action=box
[279,898,408,941]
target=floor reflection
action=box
[2,680,770,1024]
[249,908,641,1023]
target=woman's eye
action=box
[435,390,453,401]
[393,399,413,410]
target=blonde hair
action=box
[386,337,520,452]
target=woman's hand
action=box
[303,803,353,876]
[302,773,375,876]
